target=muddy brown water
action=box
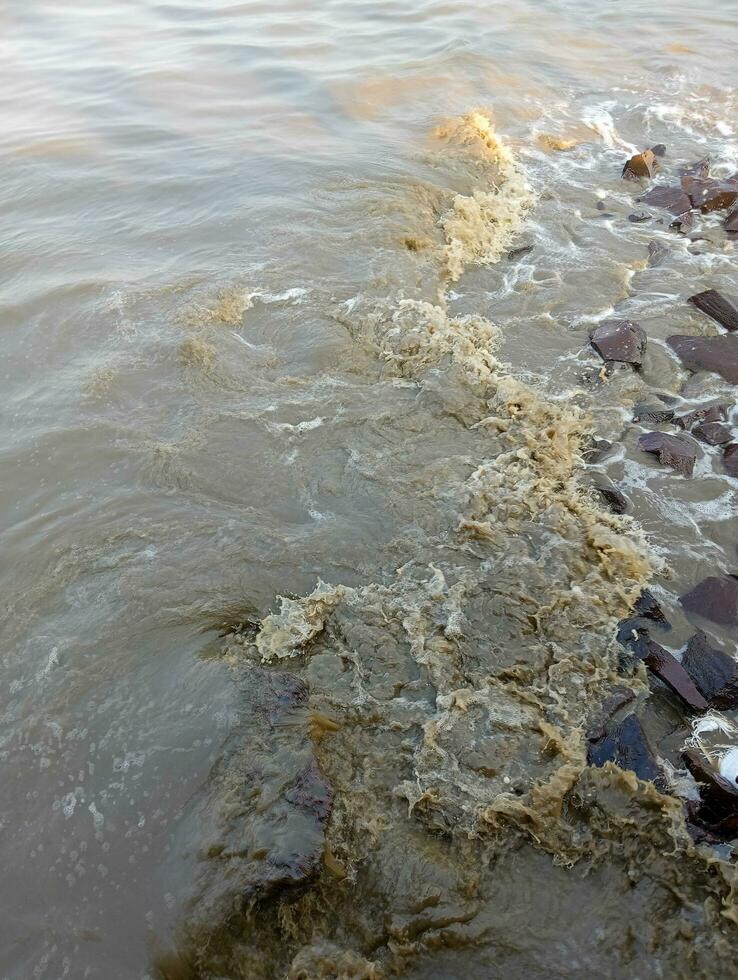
[2,2,738,977]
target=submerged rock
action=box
[628,212,651,223]
[637,431,698,476]
[667,334,738,384]
[589,319,647,365]
[679,574,738,627]
[681,631,738,709]
[591,476,628,514]
[683,749,738,828]
[646,240,669,266]
[692,420,732,445]
[688,289,738,332]
[726,209,738,234]
[587,713,661,783]
[723,442,738,477]
[680,157,710,179]
[632,402,674,425]
[622,149,658,180]
[639,184,691,215]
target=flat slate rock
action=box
[681,631,738,709]
[693,420,732,445]
[680,574,738,627]
[723,442,738,477]
[688,289,738,332]
[647,240,669,265]
[622,149,658,180]
[667,334,738,384]
[726,210,738,233]
[587,713,661,783]
[590,319,647,365]
[639,184,692,215]
[640,639,709,711]
[637,431,699,476]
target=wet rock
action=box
[622,148,658,180]
[651,144,667,158]
[684,178,738,213]
[589,319,647,365]
[507,243,534,260]
[585,687,636,741]
[679,575,738,627]
[637,431,699,476]
[639,639,709,712]
[680,157,710,179]
[675,402,729,429]
[723,442,738,477]
[683,749,738,825]
[633,402,674,425]
[647,240,669,266]
[581,437,613,464]
[681,631,738,709]
[591,475,628,514]
[667,334,738,384]
[628,212,651,223]
[688,289,738,332]
[669,211,694,233]
[726,209,738,234]
[639,184,692,215]
[587,713,661,783]
[634,589,669,626]
[692,420,732,445]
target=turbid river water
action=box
[3,2,738,977]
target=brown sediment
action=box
[161,113,738,980]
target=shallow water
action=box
[2,2,738,977]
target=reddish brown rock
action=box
[688,289,738,332]
[684,178,738,213]
[675,402,729,429]
[589,319,647,365]
[692,421,732,445]
[637,431,699,476]
[622,148,658,180]
[681,631,738,709]
[639,184,692,214]
[667,334,738,384]
[640,639,709,711]
[680,575,738,627]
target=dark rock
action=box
[688,289,738,332]
[650,144,667,158]
[667,334,738,384]
[639,639,709,711]
[684,178,738,213]
[723,442,738,477]
[637,431,699,476]
[680,157,710,179]
[692,421,732,445]
[628,212,651,223]
[679,574,738,627]
[633,402,675,425]
[675,402,729,429]
[596,200,606,211]
[589,319,647,365]
[681,631,738,709]
[683,749,738,822]
[634,589,669,625]
[639,184,692,215]
[726,209,738,233]
[585,687,636,741]
[591,476,628,514]
[622,149,658,180]
[507,243,534,260]
[581,437,613,464]
[647,240,669,265]
[587,713,661,783]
